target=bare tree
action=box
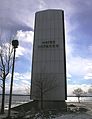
[73,88,86,103]
[0,40,13,114]
[32,74,58,110]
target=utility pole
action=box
[8,40,19,118]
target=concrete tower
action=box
[31,9,67,109]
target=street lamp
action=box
[8,40,19,117]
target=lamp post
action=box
[8,40,19,118]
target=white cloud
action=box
[17,30,34,45]
[16,46,25,57]
[37,0,47,10]
[12,83,30,94]
[67,71,72,81]
[14,83,30,94]
[67,78,71,81]
[66,37,92,79]
[13,30,33,62]
[14,72,31,81]
[88,45,92,54]
[15,43,33,61]
[5,72,31,94]
[84,73,92,80]
[22,80,30,85]
[68,56,92,79]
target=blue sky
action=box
[0,0,92,95]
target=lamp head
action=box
[12,40,19,48]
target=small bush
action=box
[78,107,88,112]
[68,104,76,107]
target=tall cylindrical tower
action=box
[31,9,67,109]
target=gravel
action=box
[55,113,92,119]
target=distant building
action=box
[31,9,67,109]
